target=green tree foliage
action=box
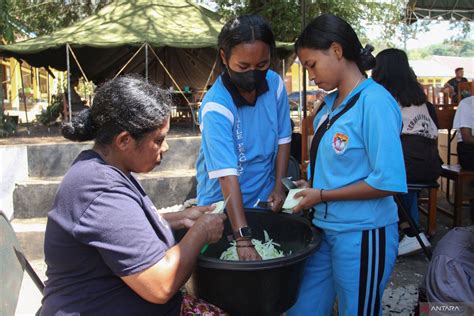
[214,0,407,43]
[408,40,474,59]
[1,0,111,43]
[1,0,20,43]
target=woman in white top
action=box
[453,95,474,223]
[372,48,442,255]
[454,96,474,170]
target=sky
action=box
[373,20,474,50]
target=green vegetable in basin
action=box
[211,201,226,214]
[219,230,290,260]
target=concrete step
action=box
[11,217,47,262]
[26,136,201,177]
[13,169,197,219]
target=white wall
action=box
[0,145,28,219]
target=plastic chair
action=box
[0,211,44,315]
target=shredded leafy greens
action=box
[219,230,289,261]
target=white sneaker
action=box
[398,232,431,256]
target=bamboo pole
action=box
[66,44,72,122]
[19,64,30,134]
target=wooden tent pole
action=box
[66,44,72,122]
[19,63,30,134]
[301,0,307,118]
[198,56,218,102]
[113,43,146,79]
[149,48,191,104]
[145,43,149,83]
[68,46,90,83]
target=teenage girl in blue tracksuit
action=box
[195,15,292,261]
[287,14,407,316]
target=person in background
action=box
[453,95,474,223]
[290,119,302,164]
[422,226,473,306]
[41,75,227,315]
[310,90,327,116]
[443,67,468,103]
[287,14,406,315]
[372,48,443,256]
[195,15,292,261]
[63,75,87,119]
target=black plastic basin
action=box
[179,209,321,316]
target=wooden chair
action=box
[407,182,439,237]
[435,105,474,227]
[435,105,457,164]
[458,81,473,100]
[300,115,314,179]
[438,165,474,226]
[0,211,44,315]
[422,84,434,103]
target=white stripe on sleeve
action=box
[200,102,234,131]
[208,168,239,179]
[278,136,291,144]
[277,77,284,100]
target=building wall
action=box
[1,58,60,123]
[288,61,319,93]
[0,145,28,219]
[417,76,450,88]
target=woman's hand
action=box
[236,239,261,261]
[292,188,322,213]
[180,205,215,229]
[192,213,227,244]
[267,187,285,212]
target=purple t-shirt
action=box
[41,150,181,315]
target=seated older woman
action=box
[40,76,226,315]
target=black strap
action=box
[425,101,439,129]
[309,92,361,186]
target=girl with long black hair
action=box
[372,48,442,255]
[288,14,406,315]
[196,15,292,261]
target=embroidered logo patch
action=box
[332,132,349,154]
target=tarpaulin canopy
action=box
[406,0,474,23]
[0,0,226,88]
